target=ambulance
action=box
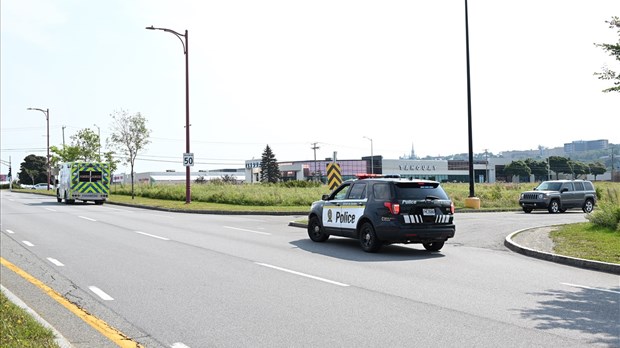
[56,162,110,205]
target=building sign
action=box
[245,160,261,169]
[398,164,437,171]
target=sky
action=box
[1,0,619,175]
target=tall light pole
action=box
[464,0,474,198]
[363,136,374,174]
[27,107,50,190]
[93,124,101,160]
[146,25,191,204]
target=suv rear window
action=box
[394,182,449,200]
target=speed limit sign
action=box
[183,153,194,167]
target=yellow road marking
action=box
[1,257,141,348]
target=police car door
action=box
[322,182,352,235]
[338,182,367,238]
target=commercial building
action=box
[245,157,513,184]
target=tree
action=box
[107,110,151,199]
[260,145,281,183]
[525,159,549,181]
[548,156,571,179]
[18,155,47,185]
[103,151,120,175]
[594,16,620,93]
[504,160,531,182]
[569,160,590,179]
[589,161,607,180]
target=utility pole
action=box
[311,142,320,181]
[62,126,66,148]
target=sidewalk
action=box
[504,226,620,275]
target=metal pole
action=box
[46,109,50,190]
[27,107,50,190]
[184,30,191,204]
[465,0,475,197]
[94,124,101,159]
[146,25,191,203]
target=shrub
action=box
[586,187,620,231]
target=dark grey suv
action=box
[307,176,456,253]
[519,180,596,214]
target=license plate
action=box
[423,208,436,216]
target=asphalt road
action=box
[1,191,619,348]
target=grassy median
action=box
[0,291,60,348]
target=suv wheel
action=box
[522,208,532,213]
[423,241,444,252]
[583,199,594,213]
[547,200,560,214]
[308,216,329,242]
[359,222,382,253]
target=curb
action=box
[505,228,620,275]
[1,285,73,348]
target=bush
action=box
[586,187,620,231]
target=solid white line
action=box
[255,262,349,287]
[47,258,65,267]
[171,343,191,348]
[22,241,35,247]
[6,229,15,234]
[135,231,170,241]
[78,216,97,222]
[89,286,114,301]
[561,282,620,294]
[45,207,57,212]
[224,226,271,236]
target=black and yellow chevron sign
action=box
[326,163,342,190]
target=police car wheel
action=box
[423,241,444,252]
[359,222,381,253]
[308,216,329,242]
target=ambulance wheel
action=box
[94,200,104,205]
[56,190,62,203]
[64,192,75,205]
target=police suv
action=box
[307,175,456,253]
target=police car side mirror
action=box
[321,194,330,201]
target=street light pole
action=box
[27,107,50,190]
[93,124,101,160]
[146,25,191,204]
[363,136,374,174]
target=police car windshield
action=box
[394,182,449,200]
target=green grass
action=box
[0,291,60,348]
[551,223,620,264]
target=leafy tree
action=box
[589,161,607,180]
[548,156,571,179]
[504,160,531,181]
[18,155,47,185]
[594,16,620,93]
[71,128,100,161]
[107,109,151,199]
[569,161,590,179]
[260,145,281,183]
[103,151,120,174]
[525,159,549,181]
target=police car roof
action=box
[356,177,440,184]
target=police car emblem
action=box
[327,209,333,222]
